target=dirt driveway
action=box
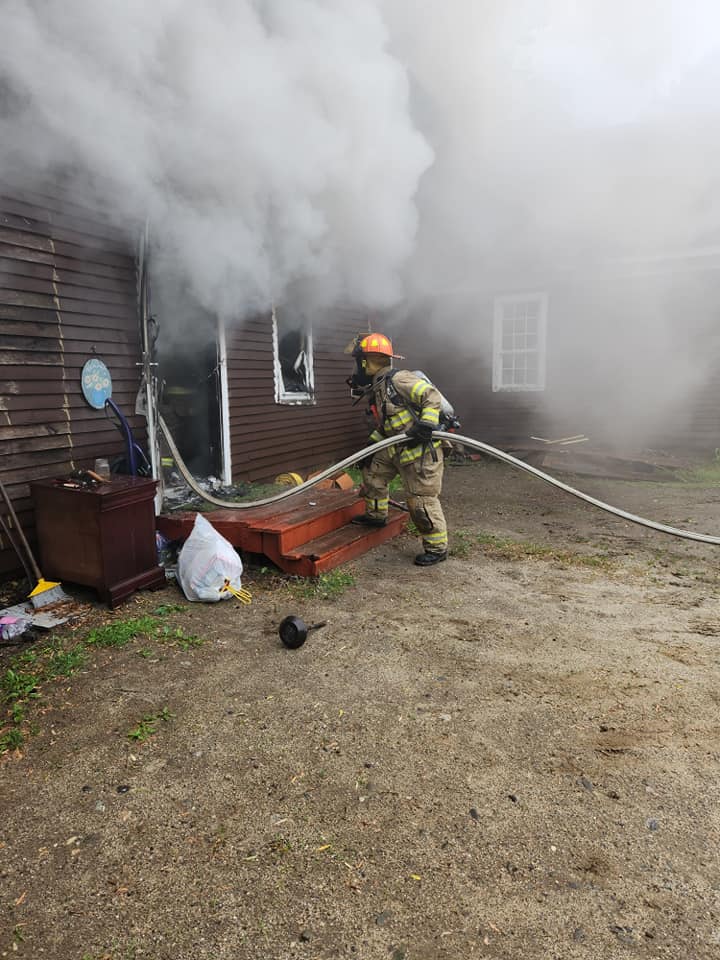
[1,460,719,960]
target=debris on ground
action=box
[0,597,83,637]
[1,462,719,957]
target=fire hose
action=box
[159,414,720,545]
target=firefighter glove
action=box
[406,421,434,443]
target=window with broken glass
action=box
[272,306,315,403]
[492,293,548,391]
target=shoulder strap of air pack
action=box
[386,369,460,431]
[379,370,410,424]
[382,370,419,418]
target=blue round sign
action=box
[81,358,113,410]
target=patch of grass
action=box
[10,702,25,725]
[2,668,40,703]
[0,637,94,754]
[0,637,92,755]
[85,613,205,654]
[127,717,155,743]
[153,603,187,616]
[0,726,24,753]
[449,529,474,559]
[476,532,614,570]
[15,648,39,666]
[1,611,204,756]
[127,706,175,743]
[45,643,88,679]
[290,569,355,600]
[672,449,720,486]
[156,625,205,651]
[85,616,158,648]
[576,553,614,569]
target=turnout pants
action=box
[361,446,448,554]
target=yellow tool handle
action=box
[220,580,252,604]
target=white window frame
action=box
[272,305,316,405]
[492,292,548,392]
[216,316,233,485]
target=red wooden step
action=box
[260,495,364,554]
[157,488,363,552]
[156,489,408,576]
[270,510,408,576]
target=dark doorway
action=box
[151,281,223,479]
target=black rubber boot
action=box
[414,550,448,566]
[351,514,387,527]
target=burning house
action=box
[0,180,370,577]
[4,3,720,577]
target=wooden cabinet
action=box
[31,477,166,608]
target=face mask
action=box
[346,352,373,397]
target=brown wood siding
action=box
[399,297,544,448]
[434,360,543,447]
[400,272,720,456]
[227,310,369,482]
[536,275,720,453]
[0,186,144,576]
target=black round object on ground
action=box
[278,615,327,649]
[279,615,307,649]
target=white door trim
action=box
[217,315,233,485]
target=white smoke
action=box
[382,0,720,449]
[0,0,432,316]
[3,0,720,447]
[382,0,720,292]
[4,1,720,310]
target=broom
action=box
[0,478,71,608]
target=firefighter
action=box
[348,332,448,566]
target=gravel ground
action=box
[1,459,719,960]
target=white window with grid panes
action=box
[492,293,548,392]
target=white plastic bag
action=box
[177,513,244,603]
